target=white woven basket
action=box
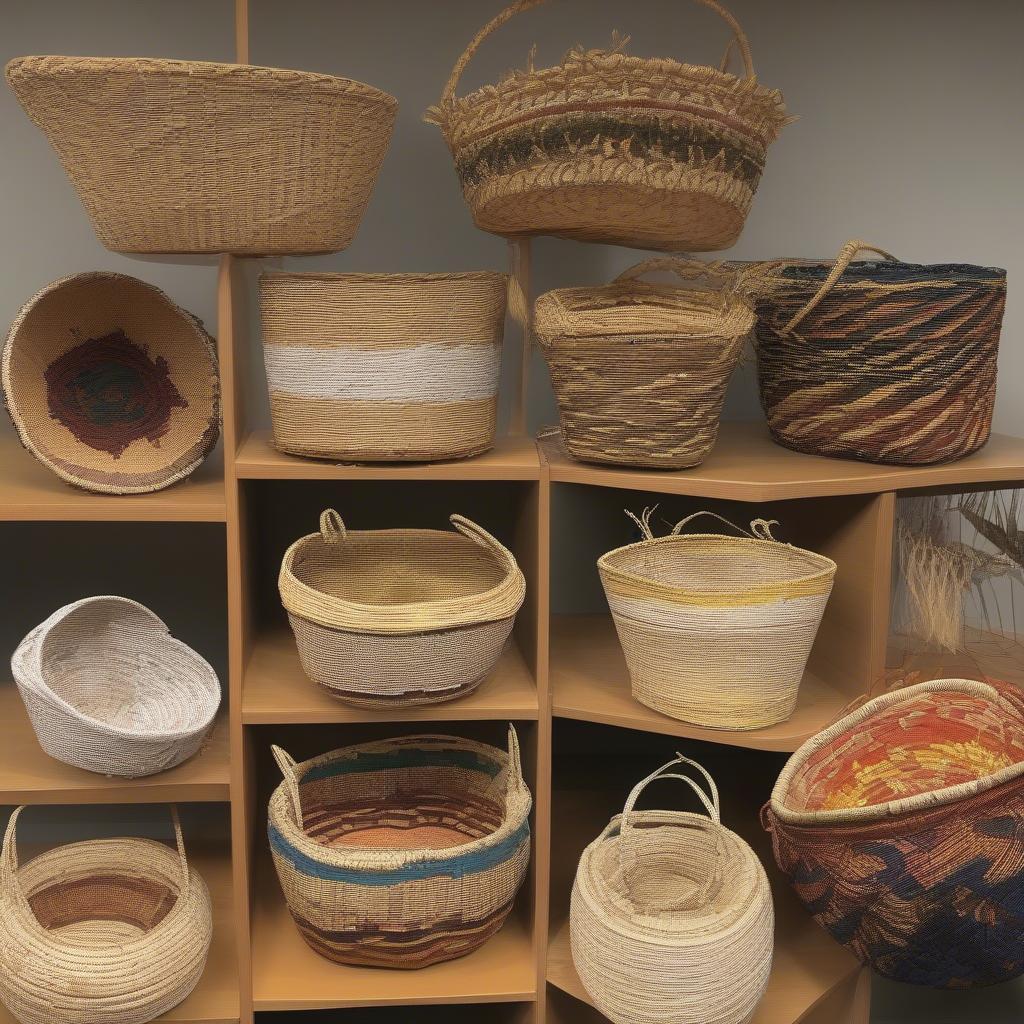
[11,596,221,777]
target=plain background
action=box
[2,1,1024,1021]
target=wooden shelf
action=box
[0,432,226,522]
[551,615,850,753]
[0,685,230,803]
[241,625,539,724]
[540,426,1024,502]
[235,431,541,481]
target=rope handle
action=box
[613,255,736,287]
[671,510,779,541]
[449,514,519,572]
[169,805,189,888]
[783,239,899,334]
[507,724,526,794]
[620,754,721,832]
[440,0,754,105]
[272,745,304,825]
[319,509,347,546]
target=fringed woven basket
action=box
[279,510,526,707]
[426,0,790,251]
[571,755,773,1024]
[6,56,397,255]
[11,596,221,778]
[0,806,212,1024]
[268,729,532,968]
[764,678,1024,988]
[534,257,752,468]
[746,239,1006,465]
[260,271,508,462]
[598,510,835,730]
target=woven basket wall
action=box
[746,240,1006,465]
[6,56,397,255]
[534,257,752,469]
[279,510,526,707]
[0,807,212,1024]
[260,272,508,462]
[598,511,835,730]
[11,596,221,778]
[427,0,789,251]
[764,678,1024,988]
[268,730,532,968]
[571,756,773,1024]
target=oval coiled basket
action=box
[6,56,397,255]
[763,677,1024,989]
[598,510,836,730]
[268,729,532,968]
[0,806,212,1024]
[11,596,221,778]
[571,755,774,1024]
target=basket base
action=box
[271,438,494,464]
[316,673,487,708]
[632,687,796,732]
[765,427,990,467]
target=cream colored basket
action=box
[0,806,212,1024]
[598,511,835,730]
[279,510,526,707]
[11,597,221,777]
[571,755,774,1024]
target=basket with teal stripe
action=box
[267,729,532,968]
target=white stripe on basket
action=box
[606,592,831,630]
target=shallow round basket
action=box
[6,56,397,255]
[11,596,221,778]
[2,272,220,494]
[279,510,526,707]
[0,806,212,1024]
[267,729,532,968]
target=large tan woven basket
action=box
[268,729,532,968]
[260,271,508,462]
[571,755,774,1024]
[534,257,752,468]
[2,272,220,494]
[6,56,397,255]
[427,0,789,251]
[279,510,526,707]
[11,596,221,778]
[0,806,212,1024]
[598,510,836,730]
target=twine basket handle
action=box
[671,509,779,541]
[449,514,520,574]
[272,745,304,825]
[506,723,527,795]
[613,256,736,286]
[319,509,347,546]
[440,0,754,105]
[783,239,900,334]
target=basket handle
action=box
[272,744,304,825]
[506,723,526,794]
[450,514,520,572]
[613,256,737,287]
[670,510,779,540]
[440,0,754,105]
[169,805,190,889]
[783,239,900,334]
[319,509,347,546]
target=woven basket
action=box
[260,271,508,462]
[598,510,836,730]
[746,240,1006,465]
[572,755,773,1024]
[535,257,752,468]
[6,56,397,255]
[11,596,221,778]
[268,728,532,968]
[279,510,526,707]
[426,0,789,251]
[2,272,220,495]
[764,678,1024,988]
[0,806,212,1024]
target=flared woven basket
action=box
[6,56,397,255]
[535,257,752,468]
[426,0,789,251]
[268,729,532,968]
[764,678,1024,988]
[598,510,835,730]
[0,806,212,1024]
[12,596,221,778]
[745,240,1006,465]
[260,271,508,462]
[2,272,220,495]
[279,510,526,707]
[572,755,773,1024]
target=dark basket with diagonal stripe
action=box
[748,240,1006,465]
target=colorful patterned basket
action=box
[746,240,1006,465]
[267,730,532,969]
[426,0,790,251]
[764,678,1024,988]
[534,257,752,468]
